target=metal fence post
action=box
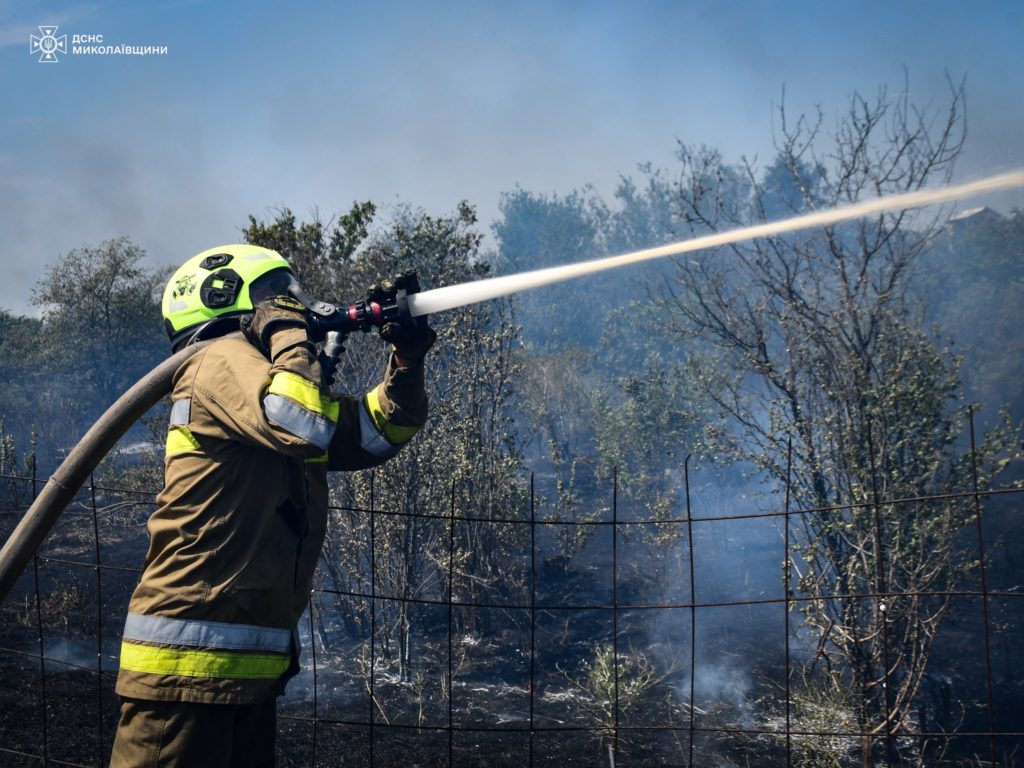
[90,474,105,766]
[968,406,998,767]
[683,455,695,767]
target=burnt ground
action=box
[0,661,707,767]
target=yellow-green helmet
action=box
[163,244,294,351]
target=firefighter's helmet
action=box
[162,244,296,351]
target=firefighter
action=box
[109,244,434,767]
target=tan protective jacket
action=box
[115,328,426,704]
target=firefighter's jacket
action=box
[115,327,427,704]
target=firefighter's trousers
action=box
[109,697,276,768]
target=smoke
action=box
[686,661,754,719]
[43,636,116,674]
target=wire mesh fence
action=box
[0,415,1022,767]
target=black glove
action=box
[240,296,310,358]
[367,271,437,365]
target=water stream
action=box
[407,169,1024,317]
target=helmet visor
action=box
[248,268,299,306]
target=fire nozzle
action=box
[287,282,415,340]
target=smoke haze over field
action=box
[1,0,1023,313]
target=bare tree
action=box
[659,79,1017,765]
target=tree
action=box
[0,311,45,452]
[242,201,376,301]
[658,80,1018,764]
[919,208,1024,425]
[18,238,167,466]
[494,170,688,506]
[492,172,712,616]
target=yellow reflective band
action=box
[119,641,290,680]
[365,386,419,445]
[166,426,199,456]
[267,371,339,422]
[305,453,328,464]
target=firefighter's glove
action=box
[367,271,436,366]
[240,296,310,359]
[381,321,436,367]
[365,270,421,305]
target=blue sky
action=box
[1,0,1022,313]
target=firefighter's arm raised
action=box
[327,288,435,469]
[176,298,339,458]
[178,296,432,466]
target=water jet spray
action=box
[1,168,1022,603]
[403,169,1024,318]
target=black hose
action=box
[0,334,238,603]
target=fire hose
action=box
[0,335,227,601]
[0,168,1022,603]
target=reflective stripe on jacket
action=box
[115,333,427,704]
